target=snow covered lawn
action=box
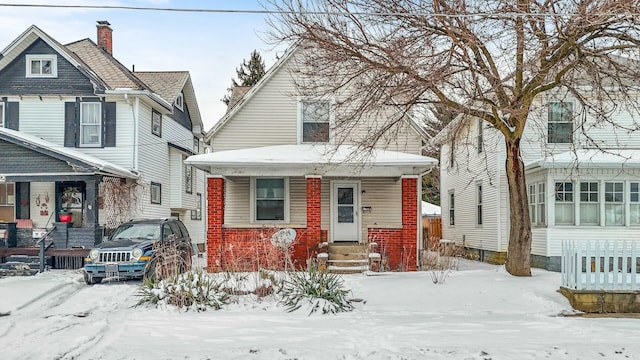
[1,261,639,360]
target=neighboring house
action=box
[0,22,206,252]
[436,93,640,271]
[186,45,437,272]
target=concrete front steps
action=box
[326,243,369,274]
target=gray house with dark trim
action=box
[0,22,206,259]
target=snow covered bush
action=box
[279,266,353,315]
[136,270,229,311]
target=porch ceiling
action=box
[185,144,437,177]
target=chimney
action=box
[96,20,112,55]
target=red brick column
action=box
[305,176,322,260]
[402,176,418,271]
[207,176,225,272]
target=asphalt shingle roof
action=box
[133,71,189,104]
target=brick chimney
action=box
[96,20,112,55]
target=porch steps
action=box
[326,243,369,274]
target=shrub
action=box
[136,270,229,311]
[279,266,353,315]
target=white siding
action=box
[440,118,504,252]
[18,100,65,144]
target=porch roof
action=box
[0,128,138,179]
[525,149,640,170]
[186,144,438,177]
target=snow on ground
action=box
[1,261,639,360]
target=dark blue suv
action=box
[83,218,193,285]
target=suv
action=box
[83,218,193,285]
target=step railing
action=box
[561,240,640,290]
[37,225,57,273]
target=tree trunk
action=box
[504,136,532,276]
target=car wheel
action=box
[83,271,103,285]
[143,258,158,282]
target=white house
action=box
[0,22,206,253]
[436,92,640,271]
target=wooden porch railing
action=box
[561,240,640,290]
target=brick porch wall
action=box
[206,177,224,272]
[401,177,418,271]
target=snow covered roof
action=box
[186,144,437,177]
[421,201,441,217]
[525,149,640,170]
[0,128,138,179]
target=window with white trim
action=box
[555,182,574,225]
[631,182,640,225]
[476,183,483,225]
[477,119,483,153]
[150,182,161,204]
[26,54,57,78]
[449,191,455,226]
[185,163,193,194]
[253,178,288,221]
[579,182,599,225]
[605,182,624,225]
[300,99,330,143]
[537,183,546,225]
[193,137,200,153]
[151,109,162,137]
[548,102,573,143]
[175,92,184,111]
[528,184,537,224]
[191,193,202,220]
[0,103,4,128]
[80,102,101,147]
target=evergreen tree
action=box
[222,50,266,105]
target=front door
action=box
[332,181,360,242]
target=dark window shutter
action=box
[6,102,19,130]
[103,102,116,147]
[64,102,78,147]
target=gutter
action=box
[105,89,173,111]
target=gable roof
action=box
[0,25,106,90]
[134,71,203,133]
[205,43,430,143]
[204,45,299,142]
[66,38,149,90]
[0,128,138,179]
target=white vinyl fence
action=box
[561,240,640,290]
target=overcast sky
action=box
[0,0,283,131]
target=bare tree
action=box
[266,0,640,276]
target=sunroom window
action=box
[555,182,574,225]
[579,182,599,225]
[605,182,624,226]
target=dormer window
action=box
[26,55,57,78]
[175,92,184,111]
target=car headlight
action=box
[89,249,99,260]
[131,248,143,260]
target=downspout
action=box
[133,97,140,171]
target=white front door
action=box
[332,181,360,242]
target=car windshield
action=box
[110,224,161,242]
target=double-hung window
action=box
[80,102,101,147]
[476,183,483,225]
[548,102,573,144]
[151,109,162,137]
[449,191,455,226]
[254,178,287,221]
[529,184,537,224]
[555,182,574,225]
[537,183,546,225]
[300,100,330,143]
[185,163,193,194]
[0,103,4,128]
[477,119,483,153]
[26,55,57,78]
[191,193,202,220]
[579,182,599,225]
[631,182,640,225]
[605,182,624,225]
